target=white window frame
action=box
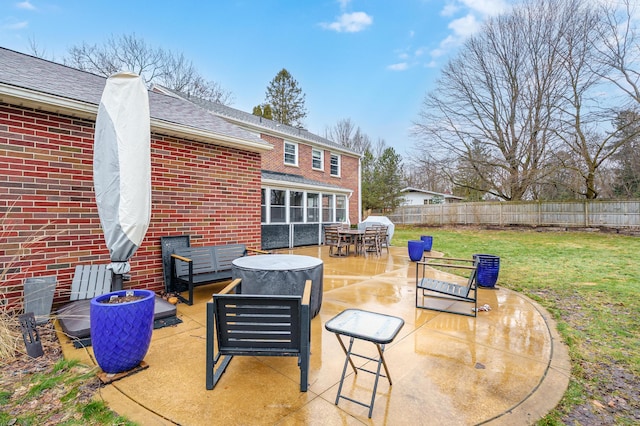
[330,153,340,177]
[284,141,298,166]
[312,148,323,171]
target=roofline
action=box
[0,83,273,154]
[222,115,359,157]
[262,177,353,195]
[400,186,464,199]
[152,84,359,157]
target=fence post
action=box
[585,201,589,227]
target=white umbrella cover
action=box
[94,72,151,289]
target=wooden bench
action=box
[57,265,178,346]
[205,278,311,391]
[170,244,267,305]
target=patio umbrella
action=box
[93,72,151,290]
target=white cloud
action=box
[387,62,409,71]
[16,1,36,11]
[320,12,373,33]
[430,34,459,58]
[337,0,351,11]
[459,0,509,17]
[449,13,480,37]
[441,2,460,17]
[427,0,509,66]
[2,20,28,30]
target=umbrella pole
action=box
[113,273,123,291]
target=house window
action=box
[261,189,267,222]
[284,141,298,166]
[312,148,323,170]
[322,194,334,222]
[336,195,347,222]
[330,153,340,176]
[270,189,286,223]
[290,191,304,223]
[307,193,319,222]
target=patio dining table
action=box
[231,254,323,317]
[338,229,365,256]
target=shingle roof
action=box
[262,170,348,192]
[154,85,359,156]
[0,47,270,150]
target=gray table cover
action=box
[232,254,323,318]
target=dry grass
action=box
[1,197,62,364]
[0,311,22,365]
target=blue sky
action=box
[1,0,510,156]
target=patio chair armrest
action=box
[219,278,242,295]
[171,253,193,263]
[246,248,270,255]
[301,280,311,306]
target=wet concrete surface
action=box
[56,245,570,425]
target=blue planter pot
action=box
[90,289,155,374]
[420,235,433,252]
[473,254,500,288]
[408,240,424,261]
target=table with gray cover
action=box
[232,254,323,318]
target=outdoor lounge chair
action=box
[415,257,478,317]
[206,278,311,391]
[56,264,180,347]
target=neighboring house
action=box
[153,87,362,249]
[400,187,465,205]
[0,47,274,310]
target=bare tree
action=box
[324,118,372,154]
[65,34,233,105]
[595,0,640,106]
[413,0,572,200]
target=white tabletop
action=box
[325,309,404,344]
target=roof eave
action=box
[262,177,352,194]
[151,119,273,153]
[218,115,361,157]
[0,83,273,154]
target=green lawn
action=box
[392,226,640,425]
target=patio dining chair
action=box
[325,228,349,257]
[362,227,380,257]
[374,225,389,253]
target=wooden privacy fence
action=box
[386,200,640,229]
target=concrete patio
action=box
[56,245,570,425]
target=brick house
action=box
[0,48,360,308]
[152,87,362,249]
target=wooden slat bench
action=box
[170,244,268,305]
[205,278,311,391]
[57,265,179,346]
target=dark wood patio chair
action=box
[325,228,349,257]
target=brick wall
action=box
[260,134,360,224]
[0,103,262,311]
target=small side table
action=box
[325,309,404,418]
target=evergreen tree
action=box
[361,147,404,212]
[252,104,273,120]
[265,69,307,127]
